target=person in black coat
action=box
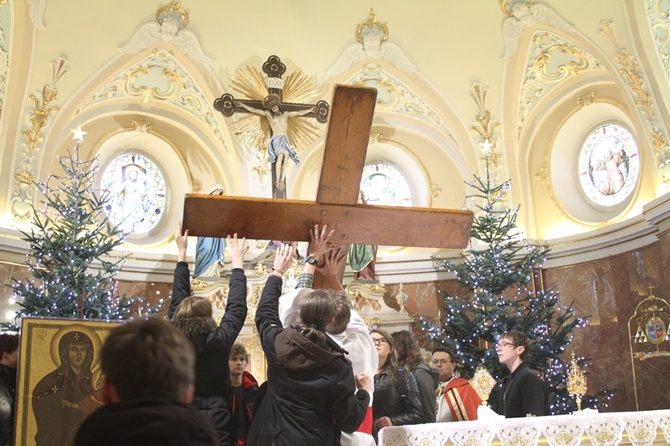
[247,226,372,446]
[169,222,248,446]
[496,330,547,417]
[370,328,423,440]
[74,317,218,446]
[392,330,439,423]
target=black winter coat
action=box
[247,275,370,446]
[169,262,247,446]
[74,397,218,446]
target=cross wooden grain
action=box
[183,85,473,277]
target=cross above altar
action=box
[183,85,473,263]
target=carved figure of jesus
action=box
[235,99,314,191]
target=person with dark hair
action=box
[370,328,423,439]
[0,334,18,446]
[278,243,378,445]
[33,329,95,446]
[228,343,258,446]
[169,222,249,445]
[392,330,438,423]
[74,317,218,446]
[248,226,372,445]
[496,330,547,417]
[431,347,481,422]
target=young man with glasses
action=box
[430,347,481,422]
[496,331,547,418]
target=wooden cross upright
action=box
[185,85,474,283]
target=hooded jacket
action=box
[247,275,370,446]
[169,262,247,446]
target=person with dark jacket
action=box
[247,227,372,446]
[228,343,258,446]
[391,330,439,423]
[496,330,547,417]
[0,334,18,446]
[74,317,218,446]
[169,222,248,445]
[370,329,423,439]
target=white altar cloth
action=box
[378,409,670,446]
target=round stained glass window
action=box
[100,153,167,234]
[360,163,412,206]
[577,124,639,207]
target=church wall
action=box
[2,233,670,411]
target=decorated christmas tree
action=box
[419,144,611,414]
[3,128,154,331]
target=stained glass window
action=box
[360,163,412,206]
[100,153,167,234]
[577,124,639,207]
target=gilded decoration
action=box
[11,57,68,222]
[601,20,670,169]
[76,50,227,146]
[644,0,670,80]
[349,65,456,145]
[125,64,183,103]
[356,9,388,44]
[156,0,189,31]
[518,32,602,131]
[627,286,670,410]
[225,57,326,189]
[470,83,504,184]
[566,352,587,411]
[469,364,496,406]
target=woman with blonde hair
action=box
[169,222,248,446]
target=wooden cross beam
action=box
[183,85,473,269]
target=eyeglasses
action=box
[496,341,516,349]
[371,337,388,346]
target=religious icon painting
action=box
[14,317,123,446]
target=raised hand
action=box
[226,233,248,270]
[308,224,335,262]
[273,243,294,276]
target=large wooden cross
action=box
[184,85,474,283]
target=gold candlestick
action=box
[566,351,587,411]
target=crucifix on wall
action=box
[187,84,474,286]
[214,55,329,198]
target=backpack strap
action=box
[395,367,408,398]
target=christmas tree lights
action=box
[2,127,161,331]
[419,149,612,414]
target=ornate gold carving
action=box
[156,0,189,31]
[356,9,388,43]
[125,63,183,103]
[12,57,69,222]
[500,0,534,16]
[470,83,502,172]
[470,364,496,406]
[534,42,589,82]
[577,92,597,108]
